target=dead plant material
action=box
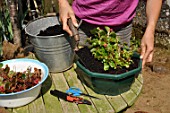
[2,40,28,60]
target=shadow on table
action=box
[41,76,52,95]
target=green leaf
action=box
[8,71,15,77]
[107,44,112,51]
[115,52,120,58]
[21,74,26,79]
[100,35,106,40]
[0,63,3,68]
[104,26,110,33]
[98,40,102,45]
[104,63,109,71]
[104,53,108,59]
[109,61,116,68]
[90,28,99,34]
[92,42,97,46]
[90,48,97,52]
[110,32,116,38]
[5,82,10,90]
[124,63,130,68]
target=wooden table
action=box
[6,64,143,113]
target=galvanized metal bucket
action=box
[25,16,75,72]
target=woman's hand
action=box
[140,27,154,68]
[58,0,78,36]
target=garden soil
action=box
[124,47,170,113]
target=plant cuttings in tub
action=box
[87,26,139,71]
[0,64,42,94]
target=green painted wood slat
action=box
[51,73,80,113]
[41,74,63,113]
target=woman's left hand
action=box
[140,28,155,68]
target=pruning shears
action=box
[50,89,91,105]
[66,87,100,99]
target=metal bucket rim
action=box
[25,16,67,38]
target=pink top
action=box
[72,0,139,26]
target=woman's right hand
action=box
[58,0,78,36]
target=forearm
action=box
[145,0,162,33]
[58,0,70,7]
[58,0,68,3]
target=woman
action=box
[58,0,163,68]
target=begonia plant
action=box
[87,26,138,71]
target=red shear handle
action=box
[66,95,91,105]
